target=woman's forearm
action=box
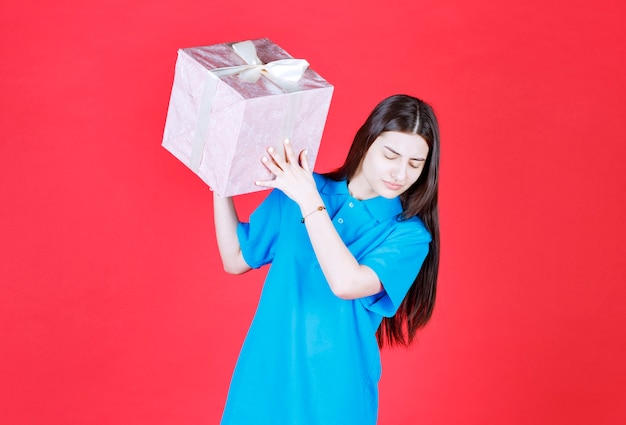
[299,196,382,300]
[213,192,251,275]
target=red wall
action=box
[1,1,625,424]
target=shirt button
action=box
[338,218,344,224]
[348,202,354,208]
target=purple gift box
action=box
[161,38,334,196]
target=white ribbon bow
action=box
[211,40,310,83]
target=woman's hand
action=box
[256,139,383,299]
[255,139,322,212]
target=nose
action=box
[391,162,407,182]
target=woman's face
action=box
[348,131,429,200]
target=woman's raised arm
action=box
[213,192,251,275]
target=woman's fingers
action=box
[257,139,316,204]
[299,149,310,172]
[284,139,310,174]
[267,146,286,170]
[261,148,284,175]
[263,140,299,172]
[255,178,276,188]
[258,143,288,187]
[259,139,311,186]
[282,139,298,164]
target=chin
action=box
[378,188,403,199]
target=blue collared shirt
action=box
[221,173,431,425]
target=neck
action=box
[347,175,375,200]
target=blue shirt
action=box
[221,173,431,425]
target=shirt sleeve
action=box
[236,189,284,269]
[359,219,431,317]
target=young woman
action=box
[213,94,440,424]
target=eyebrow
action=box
[384,146,426,161]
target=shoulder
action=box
[255,186,288,214]
[390,215,432,244]
[312,172,331,188]
[312,172,347,197]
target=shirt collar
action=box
[320,177,404,223]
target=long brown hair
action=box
[326,94,440,347]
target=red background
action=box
[1,0,625,424]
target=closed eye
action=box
[383,147,399,160]
[383,146,426,166]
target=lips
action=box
[383,180,403,191]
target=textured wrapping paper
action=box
[162,38,334,197]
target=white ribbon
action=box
[211,40,310,83]
[189,40,308,178]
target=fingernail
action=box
[262,156,268,162]
[268,147,274,153]
[284,138,290,144]
[303,149,308,156]
[255,181,260,186]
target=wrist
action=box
[301,205,326,223]
[297,192,324,216]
